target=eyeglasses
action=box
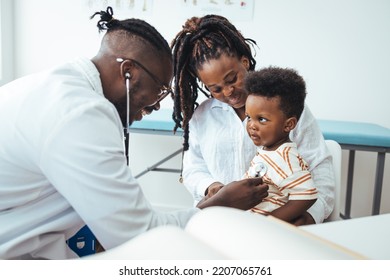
[116,57,172,103]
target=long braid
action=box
[171,14,258,151]
[91,6,171,56]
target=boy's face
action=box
[245,94,291,150]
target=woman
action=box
[171,15,334,225]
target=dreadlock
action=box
[171,14,258,151]
[91,6,171,56]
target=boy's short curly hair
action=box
[244,67,307,120]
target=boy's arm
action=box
[269,199,317,224]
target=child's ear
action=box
[284,117,297,133]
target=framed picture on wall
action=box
[180,0,254,21]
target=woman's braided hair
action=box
[171,14,258,151]
[90,6,171,55]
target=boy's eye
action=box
[259,117,267,123]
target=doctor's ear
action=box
[117,58,134,80]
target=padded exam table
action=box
[317,120,390,218]
[130,109,390,219]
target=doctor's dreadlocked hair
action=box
[90,6,171,55]
[90,7,172,168]
[171,15,258,151]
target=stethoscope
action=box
[124,72,131,166]
[254,162,267,177]
[250,161,267,178]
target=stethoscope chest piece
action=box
[248,158,268,178]
[253,161,267,178]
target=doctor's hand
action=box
[196,178,268,210]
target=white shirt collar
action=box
[72,57,104,98]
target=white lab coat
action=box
[0,57,198,259]
[183,98,334,223]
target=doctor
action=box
[0,7,267,259]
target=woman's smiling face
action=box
[197,53,250,110]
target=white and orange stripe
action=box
[244,142,317,215]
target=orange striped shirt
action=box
[245,142,317,215]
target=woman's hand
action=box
[197,177,268,210]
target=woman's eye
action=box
[227,75,238,84]
[211,86,222,94]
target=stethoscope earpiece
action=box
[124,72,131,166]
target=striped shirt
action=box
[245,142,317,215]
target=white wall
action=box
[10,0,390,217]
[0,0,14,85]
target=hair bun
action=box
[90,6,116,32]
[183,17,201,34]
